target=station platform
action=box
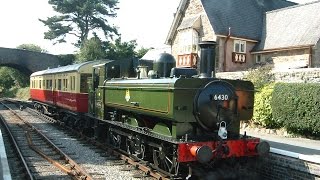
[0,129,12,180]
[241,128,320,163]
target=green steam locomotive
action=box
[87,41,269,177]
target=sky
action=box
[0,0,316,55]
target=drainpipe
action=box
[308,46,312,68]
[223,27,231,72]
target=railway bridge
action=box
[0,47,60,75]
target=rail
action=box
[0,114,33,180]
[0,101,93,180]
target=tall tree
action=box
[17,44,48,53]
[39,0,119,46]
[76,37,106,62]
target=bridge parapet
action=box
[0,47,60,75]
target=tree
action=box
[76,37,106,62]
[0,67,29,90]
[16,44,48,53]
[105,38,137,60]
[136,47,151,59]
[57,54,76,66]
[39,0,119,47]
[0,67,15,91]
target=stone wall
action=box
[257,48,310,70]
[216,68,320,83]
[314,40,320,67]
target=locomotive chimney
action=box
[198,41,217,78]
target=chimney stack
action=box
[198,41,217,78]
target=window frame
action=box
[255,55,261,64]
[234,40,246,53]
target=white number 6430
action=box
[213,94,229,101]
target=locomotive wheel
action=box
[152,146,179,175]
[126,135,145,159]
[109,131,121,148]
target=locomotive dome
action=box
[153,53,176,78]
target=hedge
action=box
[252,83,279,128]
[271,83,320,136]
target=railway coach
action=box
[30,61,105,114]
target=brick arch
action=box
[0,47,60,75]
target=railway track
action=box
[24,101,171,180]
[1,99,169,180]
[0,101,92,179]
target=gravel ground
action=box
[8,104,151,180]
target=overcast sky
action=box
[0,0,315,55]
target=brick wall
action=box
[257,153,320,180]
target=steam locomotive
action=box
[30,41,269,178]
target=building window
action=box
[179,29,199,54]
[234,40,246,53]
[255,55,261,64]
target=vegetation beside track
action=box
[0,87,30,101]
[245,66,320,138]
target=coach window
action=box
[71,76,75,91]
[39,80,42,89]
[58,79,62,90]
[80,74,91,93]
[63,79,65,91]
[47,80,51,89]
[64,79,68,91]
[46,80,48,89]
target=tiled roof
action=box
[254,1,320,51]
[201,0,296,40]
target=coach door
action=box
[89,67,99,116]
[90,64,106,119]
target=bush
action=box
[252,83,279,128]
[272,83,320,136]
[244,65,274,90]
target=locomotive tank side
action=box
[104,78,177,120]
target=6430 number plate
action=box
[212,94,229,101]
